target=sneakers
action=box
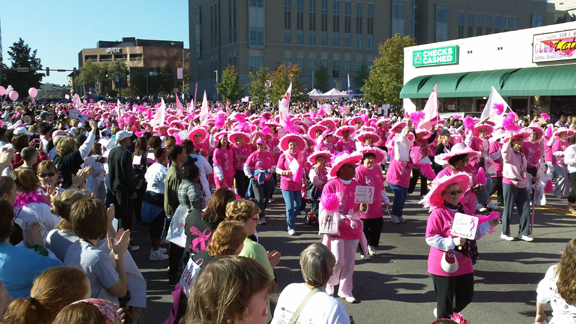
[487,202,501,210]
[500,234,515,241]
[288,229,296,236]
[158,247,167,254]
[149,249,169,261]
[517,234,534,242]
[368,246,376,256]
[476,204,488,213]
[391,215,400,224]
[433,308,437,318]
[269,198,275,203]
[299,210,306,215]
[129,243,140,252]
[360,254,371,260]
[259,217,267,225]
[325,285,334,296]
[338,293,357,303]
[398,216,406,223]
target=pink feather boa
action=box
[320,193,340,213]
[14,191,51,209]
[540,113,550,121]
[476,211,500,236]
[493,103,504,115]
[477,167,487,185]
[503,114,521,132]
[463,116,475,132]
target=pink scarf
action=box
[14,191,51,209]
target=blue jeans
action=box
[388,183,408,217]
[282,190,302,231]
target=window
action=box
[356,3,363,35]
[532,14,543,27]
[285,29,292,43]
[345,2,351,34]
[467,13,473,37]
[344,61,351,76]
[458,12,464,38]
[310,0,316,13]
[210,4,218,49]
[309,0,316,31]
[285,58,291,66]
[436,5,448,42]
[297,59,304,69]
[100,55,112,62]
[477,14,483,36]
[115,54,127,61]
[322,0,328,14]
[356,34,362,47]
[512,17,518,30]
[333,32,340,46]
[249,27,265,46]
[495,16,501,33]
[297,0,303,11]
[195,6,202,57]
[309,31,316,44]
[285,0,291,10]
[228,0,238,43]
[249,0,263,7]
[355,61,362,72]
[322,59,328,68]
[333,1,340,33]
[85,55,98,62]
[297,0,304,31]
[334,1,340,15]
[333,61,340,77]
[504,16,509,32]
[344,33,351,47]
[367,35,373,48]
[297,30,304,44]
[486,15,491,34]
[309,59,316,76]
[392,1,405,37]
[367,3,374,44]
[321,31,327,45]
[249,57,263,71]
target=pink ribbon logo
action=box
[189,227,212,253]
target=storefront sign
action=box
[533,30,576,63]
[106,48,122,54]
[413,46,459,67]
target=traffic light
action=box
[105,70,109,78]
[46,67,50,76]
[127,70,130,78]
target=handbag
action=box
[166,205,190,248]
[287,288,321,324]
[318,209,340,236]
[441,250,459,274]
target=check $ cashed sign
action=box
[533,29,576,63]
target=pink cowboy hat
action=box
[360,126,377,133]
[349,116,363,125]
[420,172,471,210]
[376,117,392,126]
[308,124,328,139]
[229,131,250,144]
[504,128,534,142]
[527,123,544,141]
[473,124,494,137]
[167,127,181,135]
[335,125,356,137]
[307,151,333,164]
[553,127,569,138]
[280,134,306,151]
[329,151,363,178]
[359,147,387,164]
[436,143,481,165]
[301,135,316,148]
[319,119,337,132]
[189,127,208,142]
[356,131,381,143]
[390,121,407,133]
[215,131,228,143]
[262,112,272,119]
[416,129,433,139]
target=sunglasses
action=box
[38,172,56,178]
[449,190,463,196]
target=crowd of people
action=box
[0,94,573,324]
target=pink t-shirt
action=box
[522,141,542,168]
[386,159,412,188]
[316,141,336,154]
[552,138,569,165]
[194,140,211,158]
[231,144,252,170]
[436,166,478,216]
[544,136,553,162]
[213,147,236,179]
[355,165,384,219]
[245,151,274,181]
[425,206,474,277]
[336,139,356,153]
[277,152,305,191]
[322,178,363,240]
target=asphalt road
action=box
[132,191,574,324]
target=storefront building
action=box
[401,21,576,121]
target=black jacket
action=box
[107,145,136,194]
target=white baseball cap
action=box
[115,130,133,143]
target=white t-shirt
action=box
[145,162,168,194]
[191,154,213,200]
[271,283,350,324]
[537,265,576,324]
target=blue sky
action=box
[1,0,189,86]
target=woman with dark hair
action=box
[536,237,576,323]
[143,147,169,261]
[179,161,205,211]
[52,298,123,324]
[3,266,90,324]
[53,120,97,189]
[133,137,148,224]
[182,139,213,200]
[212,132,236,189]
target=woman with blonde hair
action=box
[185,256,275,324]
[3,266,91,324]
[535,237,576,323]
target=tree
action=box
[1,38,43,96]
[248,66,270,107]
[354,64,370,89]
[314,64,330,91]
[362,34,417,107]
[75,59,102,94]
[215,65,244,103]
[269,63,308,104]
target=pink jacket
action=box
[502,142,528,188]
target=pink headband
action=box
[66,299,122,324]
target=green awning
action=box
[399,75,432,99]
[501,64,576,97]
[454,68,520,97]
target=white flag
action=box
[482,86,510,128]
[150,98,166,127]
[199,91,210,124]
[279,83,292,127]
[418,85,439,131]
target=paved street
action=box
[132,190,575,324]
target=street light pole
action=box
[215,70,218,101]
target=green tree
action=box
[354,64,370,89]
[1,38,43,96]
[269,63,308,104]
[75,59,102,93]
[216,65,244,103]
[248,66,270,106]
[362,34,416,107]
[314,64,330,92]
[158,64,175,94]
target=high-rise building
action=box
[189,0,558,98]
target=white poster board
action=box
[354,186,374,204]
[451,213,479,240]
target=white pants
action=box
[553,164,571,198]
[324,236,359,298]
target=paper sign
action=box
[354,186,374,204]
[451,213,479,240]
[132,155,142,165]
[289,158,300,175]
[146,152,155,164]
[178,130,189,141]
[179,257,202,297]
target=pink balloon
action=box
[0,86,5,96]
[28,87,37,98]
[9,91,19,102]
